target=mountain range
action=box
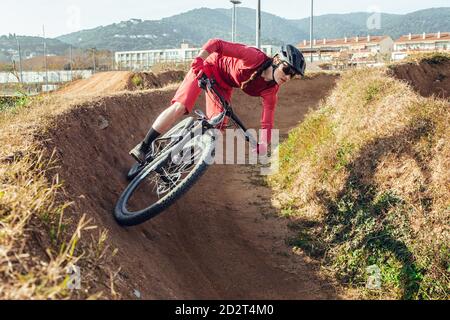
[0,35,70,62]
[56,7,450,50]
[1,7,449,62]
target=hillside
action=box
[0,35,71,62]
[56,7,302,50]
[2,8,449,55]
[290,12,402,39]
[54,7,450,51]
[290,9,450,39]
[382,8,450,38]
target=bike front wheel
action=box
[115,128,216,226]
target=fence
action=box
[116,57,193,72]
[0,70,94,84]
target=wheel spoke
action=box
[123,128,211,214]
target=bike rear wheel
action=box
[115,127,215,226]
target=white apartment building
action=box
[297,35,395,62]
[392,32,450,61]
[299,35,394,53]
[0,70,93,84]
[115,43,201,70]
[115,44,281,70]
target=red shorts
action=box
[171,69,233,128]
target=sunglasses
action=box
[281,62,298,77]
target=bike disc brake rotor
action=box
[125,134,208,212]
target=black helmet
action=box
[276,45,306,76]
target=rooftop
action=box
[396,32,450,43]
[298,35,389,48]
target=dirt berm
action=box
[389,57,450,99]
[57,70,186,96]
[41,73,341,299]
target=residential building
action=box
[0,70,93,84]
[392,32,450,61]
[297,35,394,63]
[115,44,281,70]
[115,43,201,70]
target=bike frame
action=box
[198,74,258,148]
[116,75,262,224]
[147,74,258,165]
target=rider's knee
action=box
[171,102,188,116]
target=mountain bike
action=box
[114,74,258,226]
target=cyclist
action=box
[130,39,306,163]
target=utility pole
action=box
[310,0,314,63]
[43,25,49,89]
[230,0,242,42]
[256,0,261,49]
[14,34,24,84]
[111,52,114,71]
[92,48,97,73]
[69,45,73,81]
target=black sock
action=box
[141,128,161,151]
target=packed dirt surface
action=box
[43,73,340,299]
[57,70,185,96]
[57,71,131,96]
[389,59,450,100]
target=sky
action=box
[2,0,450,38]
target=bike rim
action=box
[122,133,213,215]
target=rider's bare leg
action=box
[129,102,187,162]
[152,101,187,134]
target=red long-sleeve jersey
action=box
[202,39,279,145]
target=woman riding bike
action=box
[129,38,306,162]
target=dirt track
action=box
[57,71,132,96]
[43,73,340,299]
[389,59,450,100]
[57,70,186,96]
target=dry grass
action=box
[0,94,118,299]
[396,51,450,65]
[270,66,449,299]
[0,77,183,299]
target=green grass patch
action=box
[131,74,143,89]
[403,51,450,65]
[334,142,356,171]
[274,108,334,188]
[0,94,31,113]
[365,82,382,103]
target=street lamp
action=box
[310,0,314,63]
[230,0,242,42]
[91,48,97,73]
[43,25,49,89]
[256,0,261,49]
